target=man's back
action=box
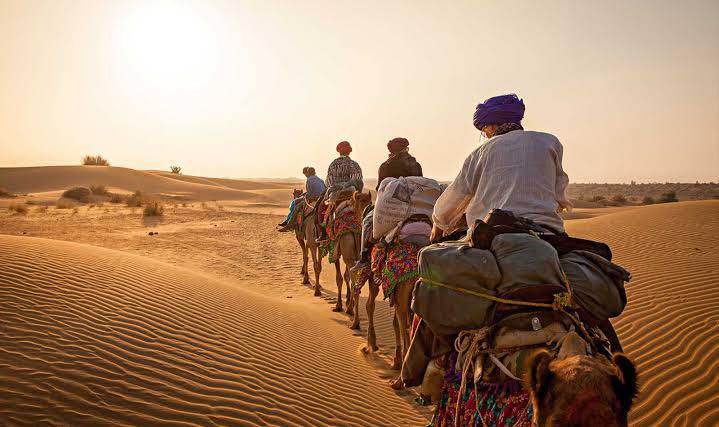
[326,156,363,188]
[377,151,423,190]
[433,130,571,233]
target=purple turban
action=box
[473,94,525,130]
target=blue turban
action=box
[473,94,525,130]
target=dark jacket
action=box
[376,150,423,190]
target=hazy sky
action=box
[1,0,718,182]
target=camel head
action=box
[525,334,638,427]
[292,188,303,199]
[351,191,372,222]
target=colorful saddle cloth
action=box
[371,241,421,303]
[320,207,361,263]
[431,352,533,427]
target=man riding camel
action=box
[315,141,363,242]
[352,137,423,272]
[431,93,572,241]
[277,166,325,232]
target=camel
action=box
[525,332,639,427]
[322,195,361,313]
[348,191,418,384]
[291,190,322,296]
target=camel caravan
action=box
[277,94,638,426]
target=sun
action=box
[114,2,218,89]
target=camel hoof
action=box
[361,345,373,355]
[391,360,401,371]
[389,378,404,390]
[313,288,322,297]
[345,307,353,315]
[302,278,310,285]
[349,322,360,330]
[332,306,343,312]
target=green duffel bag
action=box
[412,241,502,335]
[491,233,565,295]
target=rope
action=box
[419,276,573,311]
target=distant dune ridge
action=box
[0,236,429,426]
[0,166,295,203]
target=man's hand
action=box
[430,224,444,243]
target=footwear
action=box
[350,260,369,273]
[277,224,295,232]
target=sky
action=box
[1,0,718,183]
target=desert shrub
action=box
[109,193,124,203]
[35,205,49,214]
[590,195,606,203]
[90,185,109,196]
[8,203,28,214]
[25,199,38,205]
[170,166,182,174]
[658,191,678,203]
[82,155,110,166]
[0,188,16,198]
[611,194,627,204]
[126,190,145,207]
[143,202,164,217]
[56,198,79,209]
[62,186,92,203]
[642,196,655,205]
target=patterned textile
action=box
[371,241,421,302]
[320,208,361,263]
[431,352,533,427]
[326,155,363,188]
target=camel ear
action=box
[526,350,554,404]
[612,353,638,414]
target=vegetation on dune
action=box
[56,198,79,209]
[0,188,17,198]
[143,202,164,217]
[62,187,92,203]
[658,191,678,203]
[170,166,182,174]
[642,196,655,205]
[35,205,49,214]
[90,185,110,196]
[82,155,110,166]
[126,190,145,207]
[109,193,124,204]
[7,203,28,214]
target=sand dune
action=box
[0,235,429,426]
[565,200,719,426]
[0,166,294,203]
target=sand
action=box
[1,165,718,426]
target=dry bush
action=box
[90,185,110,196]
[658,191,679,203]
[181,203,188,207]
[126,190,145,207]
[56,198,79,209]
[0,187,16,198]
[611,194,627,205]
[170,166,182,174]
[8,203,28,214]
[25,199,38,205]
[82,155,110,166]
[109,193,124,204]
[35,205,49,214]
[143,202,164,217]
[62,186,92,203]
[642,196,655,205]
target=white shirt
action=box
[432,130,572,233]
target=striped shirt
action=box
[326,155,363,188]
[432,130,572,233]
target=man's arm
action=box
[432,153,476,232]
[376,162,388,191]
[553,142,572,212]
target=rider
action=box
[431,93,572,241]
[316,141,363,242]
[352,137,423,271]
[278,166,325,232]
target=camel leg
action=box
[391,310,402,370]
[349,276,362,330]
[362,280,380,352]
[310,244,322,296]
[333,261,343,312]
[301,240,310,285]
[297,235,307,277]
[344,264,353,315]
